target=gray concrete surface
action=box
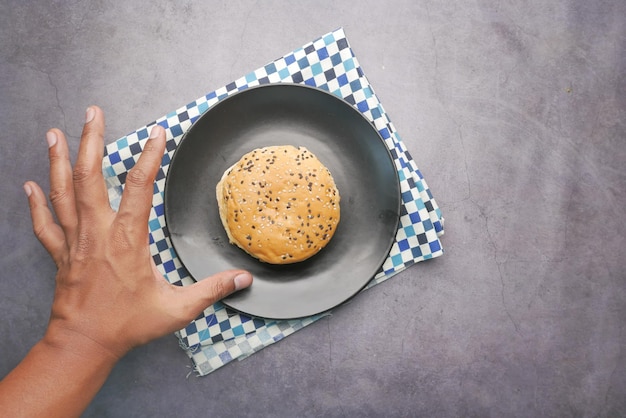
[1,1,625,416]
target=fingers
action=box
[117,125,166,238]
[169,270,253,322]
[47,128,77,241]
[73,106,110,220]
[24,181,68,265]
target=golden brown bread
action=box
[216,145,340,264]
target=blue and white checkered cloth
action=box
[102,28,444,376]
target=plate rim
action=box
[164,83,401,319]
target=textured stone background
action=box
[1,1,624,416]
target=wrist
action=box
[0,323,122,418]
[42,321,124,368]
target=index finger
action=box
[72,106,111,220]
[116,125,166,238]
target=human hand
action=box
[23,106,252,360]
[0,106,252,417]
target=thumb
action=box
[173,270,253,320]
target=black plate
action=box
[164,84,400,319]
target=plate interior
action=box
[164,84,400,319]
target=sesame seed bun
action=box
[216,145,340,264]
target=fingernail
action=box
[46,131,57,148]
[85,106,96,123]
[234,273,253,290]
[23,183,32,197]
[149,125,163,139]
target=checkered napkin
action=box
[102,28,444,376]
